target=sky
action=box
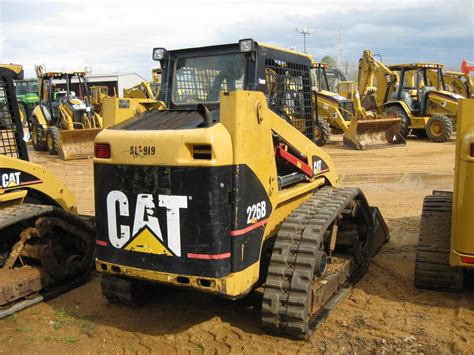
[0,0,473,79]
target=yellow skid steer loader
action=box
[93,40,389,339]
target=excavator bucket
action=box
[343,117,405,150]
[58,128,102,160]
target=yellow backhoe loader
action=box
[93,39,389,339]
[312,62,404,150]
[358,50,462,142]
[414,98,474,291]
[0,64,95,317]
[31,65,103,160]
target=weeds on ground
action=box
[15,327,30,334]
[7,313,17,322]
[45,335,80,344]
[50,305,93,340]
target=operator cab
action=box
[389,63,446,115]
[37,71,92,125]
[148,39,315,140]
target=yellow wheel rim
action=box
[32,125,38,145]
[430,122,443,137]
[47,132,53,150]
[315,127,321,140]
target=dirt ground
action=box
[1,136,473,354]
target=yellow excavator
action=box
[31,65,103,160]
[414,98,474,291]
[358,50,462,142]
[0,64,95,317]
[93,39,389,339]
[426,60,473,98]
[312,62,404,150]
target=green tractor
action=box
[14,79,39,126]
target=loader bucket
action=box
[58,128,102,160]
[343,117,405,150]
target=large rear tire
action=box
[46,126,60,155]
[314,119,331,146]
[384,105,410,138]
[425,115,453,143]
[31,116,47,151]
[414,194,464,291]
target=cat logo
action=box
[1,172,21,189]
[106,191,188,257]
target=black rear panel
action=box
[95,163,272,278]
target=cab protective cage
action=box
[0,66,28,161]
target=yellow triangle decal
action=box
[124,228,173,256]
[6,180,18,188]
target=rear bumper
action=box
[450,250,474,268]
[96,259,260,298]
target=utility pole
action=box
[295,28,314,53]
[336,31,342,71]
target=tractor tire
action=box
[384,106,410,138]
[31,116,47,151]
[46,126,60,155]
[314,119,331,146]
[101,274,151,306]
[414,194,464,292]
[425,115,453,143]
[19,105,28,128]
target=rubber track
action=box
[101,274,149,306]
[414,194,464,291]
[261,186,361,339]
[0,204,96,318]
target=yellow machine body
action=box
[100,81,166,128]
[358,51,461,142]
[314,76,403,150]
[31,104,102,159]
[31,67,103,160]
[450,99,474,267]
[95,90,339,297]
[428,69,473,98]
[0,154,77,212]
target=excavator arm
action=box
[358,50,399,112]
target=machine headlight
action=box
[239,39,255,53]
[152,48,167,61]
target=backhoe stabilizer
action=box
[59,128,102,160]
[343,117,405,150]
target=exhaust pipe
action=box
[197,104,213,127]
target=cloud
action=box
[0,0,472,78]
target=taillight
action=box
[470,143,474,157]
[461,256,474,264]
[95,143,111,158]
